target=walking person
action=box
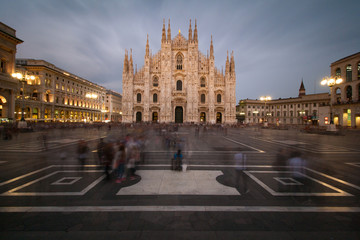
[97,138,105,165]
[234,151,249,194]
[114,144,126,183]
[103,141,114,180]
[77,139,89,170]
[173,149,183,171]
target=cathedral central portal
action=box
[175,106,183,123]
[122,19,236,124]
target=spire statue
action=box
[188,19,192,41]
[161,19,166,43]
[167,19,171,41]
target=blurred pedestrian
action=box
[114,144,126,183]
[97,138,105,165]
[103,141,114,180]
[173,149,183,171]
[77,139,89,170]
[274,148,288,192]
[234,151,249,194]
[287,150,309,199]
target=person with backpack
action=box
[173,149,183,171]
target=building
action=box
[104,90,122,122]
[122,19,236,124]
[328,52,360,127]
[14,59,107,122]
[0,22,23,121]
[237,81,331,126]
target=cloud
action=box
[1,0,359,101]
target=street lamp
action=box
[321,76,343,125]
[260,96,271,126]
[12,72,35,128]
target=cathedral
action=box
[122,19,236,123]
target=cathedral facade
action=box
[122,20,236,124]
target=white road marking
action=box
[305,167,360,191]
[0,165,101,186]
[252,137,359,153]
[1,170,104,196]
[223,137,265,153]
[245,170,353,196]
[346,162,360,168]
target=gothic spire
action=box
[188,19,192,42]
[129,48,133,75]
[225,51,230,74]
[145,34,149,57]
[193,19,198,42]
[123,49,128,73]
[210,35,214,58]
[161,19,166,43]
[299,79,306,96]
[167,19,171,41]
[230,51,235,73]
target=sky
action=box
[1,0,359,102]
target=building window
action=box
[346,86,352,102]
[0,59,6,73]
[137,93,141,103]
[200,77,206,87]
[176,54,183,70]
[176,80,182,91]
[283,112,286,117]
[56,83,59,89]
[358,62,360,80]
[346,64,352,82]
[153,76,159,87]
[313,103,316,107]
[217,94,221,103]
[153,93,158,103]
[305,103,308,107]
[336,68,341,77]
[201,94,205,103]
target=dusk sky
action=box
[1,0,359,102]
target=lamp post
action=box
[12,72,35,128]
[321,76,343,125]
[260,96,271,127]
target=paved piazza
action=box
[0,126,359,239]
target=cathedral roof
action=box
[172,32,188,49]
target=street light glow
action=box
[260,96,271,101]
[321,76,343,86]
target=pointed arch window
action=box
[176,54,183,70]
[137,93,141,103]
[153,93,158,103]
[217,94,221,103]
[200,77,206,87]
[200,94,205,103]
[176,80,182,91]
[153,76,159,87]
[346,64,352,82]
